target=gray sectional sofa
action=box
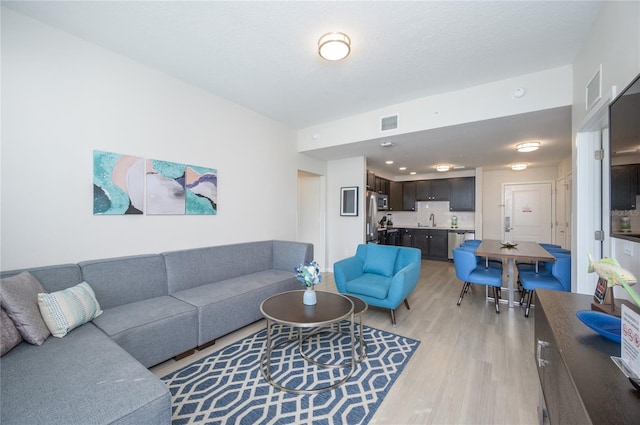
[0,240,313,425]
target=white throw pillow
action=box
[38,282,103,338]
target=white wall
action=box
[0,9,299,270]
[571,1,640,296]
[482,167,559,240]
[326,157,366,267]
[298,66,572,151]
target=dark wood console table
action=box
[535,289,640,424]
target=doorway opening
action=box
[297,171,326,269]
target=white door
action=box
[565,173,572,248]
[556,177,567,247]
[503,182,553,242]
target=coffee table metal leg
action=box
[261,322,357,394]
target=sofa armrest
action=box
[386,262,421,306]
[333,256,364,293]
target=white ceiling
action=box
[3,1,603,175]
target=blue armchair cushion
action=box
[363,244,398,277]
[345,273,392,300]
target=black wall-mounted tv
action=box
[609,72,640,242]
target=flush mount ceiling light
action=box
[511,163,528,171]
[516,142,540,152]
[385,160,394,165]
[318,32,351,61]
[399,167,407,171]
[436,164,450,172]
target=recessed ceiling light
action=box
[385,160,394,165]
[318,32,351,61]
[436,164,450,172]
[410,171,417,175]
[399,167,406,171]
[511,163,528,171]
[516,142,540,152]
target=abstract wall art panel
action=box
[93,150,144,215]
[146,159,186,215]
[185,165,218,215]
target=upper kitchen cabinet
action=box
[375,176,390,195]
[402,181,417,211]
[416,179,450,201]
[366,171,376,190]
[389,181,403,211]
[449,177,475,211]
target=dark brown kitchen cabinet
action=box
[416,179,450,201]
[375,176,390,195]
[389,181,403,211]
[366,171,376,190]
[449,177,475,211]
[412,229,448,260]
[402,181,416,211]
[535,289,640,425]
[400,228,413,247]
[611,164,637,210]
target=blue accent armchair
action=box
[333,244,421,326]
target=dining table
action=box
[475,239,555,308]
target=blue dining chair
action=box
[453,247,503,314]
[519,252,571,317]
[457,243,503,271]
[460,240,504,270]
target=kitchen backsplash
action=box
[378,201,475,228]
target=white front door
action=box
[503,182,553,243]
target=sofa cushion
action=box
[0,271,50,345]
[38,282,103,338]
[92,296,197,368]
[162,241,275,293]
[345,273,393,300]
[363,244,399,277]
[171,269,298,345]
[0,307,22,356]
[79,255,168,309]
[0,323,171,425]
[0,264,83,293]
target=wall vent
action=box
[380,114,399,132]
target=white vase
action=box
[303,287,317,305]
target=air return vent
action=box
[380,114,399,132]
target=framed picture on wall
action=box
[340,186,358,216]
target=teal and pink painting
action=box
[93,151,144,214]
[93,150,217,215]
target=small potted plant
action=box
[295,260,321,305]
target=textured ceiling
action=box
[3,1,603,173]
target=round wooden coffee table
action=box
[260,290,356,394]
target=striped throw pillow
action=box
[37,282,103,338]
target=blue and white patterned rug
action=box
[161,323,420,425]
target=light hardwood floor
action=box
[151,259,539,425]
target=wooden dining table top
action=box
[475,239,556,262]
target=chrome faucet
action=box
[429,213,436,227]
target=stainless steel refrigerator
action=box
[365,191,378,242]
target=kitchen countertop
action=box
[379,225,475,231]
